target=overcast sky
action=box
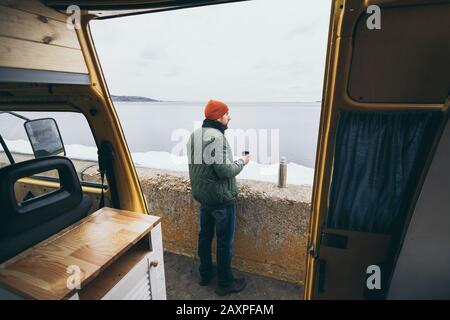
[90,0,331,102]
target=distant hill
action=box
[111,95,160,102]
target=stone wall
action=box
[137,167,312,284]
[1,153,312,284]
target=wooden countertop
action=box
[0,207,161,300]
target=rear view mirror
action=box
[24,118,65,158]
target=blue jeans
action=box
[198,201,236,287]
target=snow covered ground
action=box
[3,139,314,186]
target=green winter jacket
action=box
[187,120,244,208]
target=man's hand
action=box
[239,154,250,165]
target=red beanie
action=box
[204,100,229,120]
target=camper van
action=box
[0,0,449,300]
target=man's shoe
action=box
[215,277,247,296]
[199,272,215,286]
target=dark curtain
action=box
[327,110,441,234]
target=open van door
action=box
[45,0,249,19]
[304,0,450,299]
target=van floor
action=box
[164,252,302,300]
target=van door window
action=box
[0,111,102,186]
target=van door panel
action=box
[316,229,391,299]
[305,0,450,299]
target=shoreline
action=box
[2,139,315,186]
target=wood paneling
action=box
[0,5,80,49]
[0,207,161,300]
[0,0,68,22]
[0,0,87,75]
[0,36,88,73]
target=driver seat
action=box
[0,156,92,263]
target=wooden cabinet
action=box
[77,223,166,300]
[0,207,166,300]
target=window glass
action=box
[0,111,100,185]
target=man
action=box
[187,99,250,296]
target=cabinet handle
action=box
[149,260,159,268]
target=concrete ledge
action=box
[136,167,311,284]
[1,153,312,284]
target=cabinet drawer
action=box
[78,223,166,300]
[102,255,151,300]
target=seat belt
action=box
[98,142,108,209]
[98,167,106,209]
[97,140,119,209]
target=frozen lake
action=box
[114,101,321,168]
[0,101,321,185]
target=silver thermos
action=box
[278,156,287,188]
